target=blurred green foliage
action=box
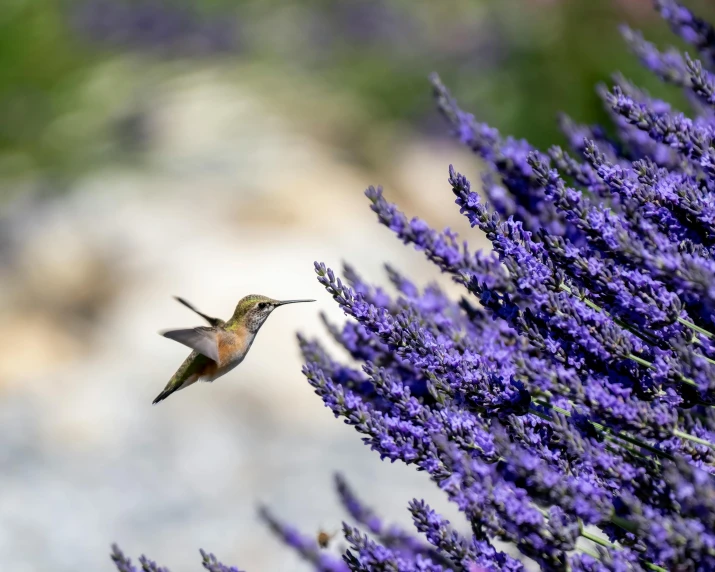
[450,0,715,149]
[1,0,715,191]
[0,1,99,183]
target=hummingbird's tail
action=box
[153,355,201,405]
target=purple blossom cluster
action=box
[111,1,715,571]
[71,1,241,57]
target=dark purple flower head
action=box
[137,555,171,572]
[656,0,715,69]
[258,506,349,572]
[111,545,139,572]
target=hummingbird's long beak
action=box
[276,299,316,306]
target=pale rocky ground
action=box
[0,65,533,571]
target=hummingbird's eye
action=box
[258,302,267,309]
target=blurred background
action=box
[1,0,714,570]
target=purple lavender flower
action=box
[259,506,349,572]
[336,474,445,561]
[137,555,171,572]
[342,523,448,572]
[200,550,245,572]
[409,499,524,571]
[621,25,690,86]
[656,0,715,69]
[111,545,139,572]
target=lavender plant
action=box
[112,1,715,570]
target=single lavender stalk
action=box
[259,506,349,572]
[111,545,139,572]
[137,555,171,572]
[200,550,245,572]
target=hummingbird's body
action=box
[153,294,314,404]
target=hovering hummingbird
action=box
[153,294,315,404]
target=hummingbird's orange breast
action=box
[187,327,254,384]
[217,327,252,367]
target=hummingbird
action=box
[153,294,315,404]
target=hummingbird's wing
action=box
[160,327,220,363]
[174,296,225,327]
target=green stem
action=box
[580,527,612,549]
[535,380,715,448]
[580,519,667,571]
[628,353,699,388]
[530,405,664,467]
[544,398,715,456]
[531,389,703,453]
[610,515,637,534]
[559,285,653,342]
[566,518,666,571]
[673,429,715,450]
[576,546,601,561]
[532,400,677,461]
[687,337,715,366]
[626,353,655,369]
[558,284,702,387]
[678,316,714,339]
[560,283,715,341]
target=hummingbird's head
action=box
[232,295,315,333]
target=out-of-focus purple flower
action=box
[137,555,171,572]
[342,523,448,572]
[621,25,690,86]
[409,498,524,572]
[111,545,139,572]
[259,506,349,572]
[336,473,434,557]
[70,0,242,57]
[200,550,245,572]
[656,0,715,69]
